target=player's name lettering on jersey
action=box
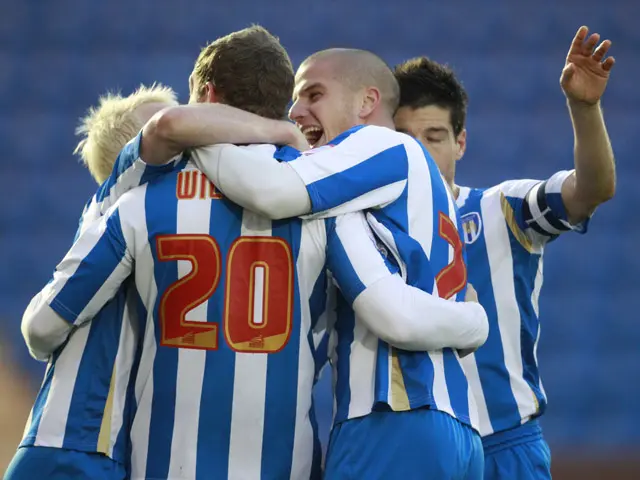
[176,170,223,200]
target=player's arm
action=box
[90,131,178,217]
[21,204,134,360]
[560,26,616,223]
[191,126,409,220]
[139,103,308,165]
[91,102,306,216]
[560,101,615,223]
[326,213,488,352]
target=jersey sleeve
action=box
[325,212,399,305]
[87,131,180,218]
[42,203,134,326]
[287,126,409,219]
[325,213,489,352]
[499,170,589,249]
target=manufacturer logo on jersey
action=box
[461,212,482,245]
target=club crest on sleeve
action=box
[461,212,482,245]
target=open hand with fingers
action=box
[560,26,615,105]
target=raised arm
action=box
[192,125,410,220]
[140,103,308,165]
[326,213,488,352]
[559,26,616,223]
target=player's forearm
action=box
[192,145,312,219]
[140,104,302,166]
[352,275,489,352]
[564,100,616,221]
[21,293,73,361]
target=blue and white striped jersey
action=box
[36,147,404,480]
[282,125,477,429]
[21,132,173,463]
[456,170,587,437]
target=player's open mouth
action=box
[300,125,324,147]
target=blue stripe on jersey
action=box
[95,132,180,204]
[334,293,355,423]
[374,340,390,407]
[120,288,148,474]
[506,196,530,233]
[511,236,545,414]
[50,209,127,323]
[463,190,519,434]
[274,145,302,162]
[196,196,244,479]
[262,219,303,477]
[145,174,181,479]
[308,394,323,480]
[62,287,126,452]
[324,218,366,304]
[442,349,470,419]
[369,187,435,291]
[95,135,140,203]
[139,160,180,186]
[307,144,408,214]
[308,268,328,378]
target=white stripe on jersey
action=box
[226,211,272,479]
[34,323,91,447]
[128,187,158,479]
[404,136,434,266]
[167,193,212,479]
[346,322,378,419]
[290,126,406,186]
[290,220,328,480]
[105,288,139,457]
[481,187,535,426]
[459,353,492,434]
[446,188,481,430]
[532,261,546,401]
[303,181,407,221]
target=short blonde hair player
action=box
[75,83,178,184]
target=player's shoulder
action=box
[460,178,540,203]
[496,178,541,200]
[113,182,149,209]
[229,143,279,157]
[332,125,412,147]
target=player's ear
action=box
[202,82,219,104]
[455,128,467,161]
[359,86,381,119]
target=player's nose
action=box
[288,99,306,123]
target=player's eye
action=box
[309,92,322,102]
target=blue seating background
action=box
[1,0,638,451]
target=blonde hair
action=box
[74,83,178,183]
